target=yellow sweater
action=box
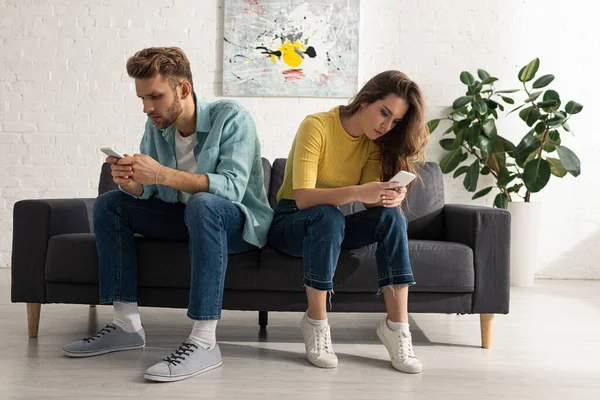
[277,108,382,202]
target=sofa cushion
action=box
[258,240,474,293]
[45,233,260,290]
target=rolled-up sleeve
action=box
[206,109,256,202]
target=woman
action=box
[267,70,429,373]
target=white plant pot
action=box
[508,201,541,287]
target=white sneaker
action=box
[376,318,422,373]
[300,313,338,368]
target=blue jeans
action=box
[267,200,415,291]
[93,190,255,320]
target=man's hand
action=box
[130,154,161,185]
[107,155,133,186]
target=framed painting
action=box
[223,0,360,97]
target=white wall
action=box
[1,0,598,278]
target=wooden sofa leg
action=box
[480,314,494,349]
[89,305,96,308]
[27,303,41,338]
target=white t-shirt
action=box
[175,130,197,204]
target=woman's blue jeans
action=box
[267,200,415,291]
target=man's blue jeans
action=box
[267,200,415,291]
[93,190,254,320]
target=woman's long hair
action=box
[339,70,429,183]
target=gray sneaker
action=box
[62,324,146,358]
[144,342,223,382]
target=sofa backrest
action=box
[98,158,445,240]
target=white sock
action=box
[387,318,410,333]
[112,301,142,333]
[188,320,218,349]
[307,314,328,327]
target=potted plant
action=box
[428,58,583,286]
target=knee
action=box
[185,193,222,221]
[309,205,345,233]
[379,207,407,230]
[93,190,128,218]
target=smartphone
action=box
[100,147,125,159]
[388,170,416,187]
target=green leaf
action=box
[562,121,571,132]
[519,106,533,123]
[472,186,494,200]
[526,91,543,103]
[527,109,541,127]
[439,138,456,151]
[556,146,581,177]
[542,90,561,112]
[546,116,566,127]
[498,136,516,153]
[457,119,471,129]
[467,82,483,96]
[440,148,464,173]
[549,130,561,143]
[481,166,490,175]
[508,183,523,194]
[492,137,507,166]
[477,135,493,158]
[565,101,583,114]
[537,100,558,108]
[507,104,526,115]
[453,96,472,110]
[501,96,515,104]
[463,160,480,192]
[482,119,497,139]
[454,129,466,148]
[535,121,547,134]
[477,69,491,80]
[466,125,479,147]
[482,77,498,85]
[490,109,498,119]
[532,74,555,89]
[427,119,441,133]
[523,158,551,192]
[542,129,560,152]
[495,89,520,94]
[514,134,542,158]
[494,193,509,209]
[547,157,568,177]
[519,58,540,82]
[460,71,476,86]
[473,100,488,115]
[485,99,498,110]
[453,165,469,178]
[498,167,513,186]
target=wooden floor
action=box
[1,270,599,399]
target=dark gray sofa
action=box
[11,159,510,348]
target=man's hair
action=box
[126,47,194,90]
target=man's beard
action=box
[153,94,183,130]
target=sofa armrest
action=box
[11,198,95,303]
[444,204,511,314]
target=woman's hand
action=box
[356,182,405,207]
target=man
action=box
[62,47,273,382]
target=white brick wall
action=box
[1,0,599,279]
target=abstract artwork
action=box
[223,0,360,98]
